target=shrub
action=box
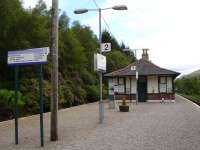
[0,89,26,120]
[86,85,100,102]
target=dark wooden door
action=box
[138,76,147,102]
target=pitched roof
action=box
[104,59,180,77]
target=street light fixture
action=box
[74,5,128,14]
[112,5,127,10]
[74,5,127,124]
[74,9,89,14]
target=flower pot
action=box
[119,105,129,112]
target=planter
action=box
[119,105,129,112]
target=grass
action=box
[179,93,200,105]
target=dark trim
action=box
[158,75,160,93]
[129,77,132,101]
[124,77,126,94]
[159,76,167,93]
[105,74,179,78]
[172,76,175,94]
[138,76,147,102]
[117,77,119,86]
[114,93,175,100]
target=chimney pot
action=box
[142,48,149,61]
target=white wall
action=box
[108,78,114,95]
[109,76,173,95]
[109,77,136,94]
[118,78,125,93]
[126,77,130,93]
[131,77,137,94]
[147,76,158,93]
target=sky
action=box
[23,0,200,76]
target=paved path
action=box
[0,95,199,150]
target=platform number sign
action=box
[101,43,111,52]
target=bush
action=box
[59,82,74,107]
[0,89,26,120]
[86,85,100,102]
[0,89,25,108]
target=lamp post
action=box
[74,5,127,123]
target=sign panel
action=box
[101,43,111,52]
[136,71,138,79]
[8,47,49,66]
[131,66,136,70]
[94,53,106,72]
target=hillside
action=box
[186,69,200,78]
[180,69,200,79]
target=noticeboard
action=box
[8,47,49,66]
[94,53,106,72]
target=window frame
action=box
[159,76,167,93]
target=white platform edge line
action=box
[176,94,200,111]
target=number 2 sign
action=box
[101,43,111,52]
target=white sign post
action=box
[130,65,138,104]
[101,43,111,52]
[7,47,49,147]
[94,53,106,72]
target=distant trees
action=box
[175,76,200,104]
[0,0,135,121]
[175,77,200,95]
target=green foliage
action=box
[59,80,74,107]
[0,89,25,108]
[102,30,121,50]
[175,76,200,95]
[175,76,200,104]
[0,89,26,121]
[86,85,100,102]
[106,51,133,72]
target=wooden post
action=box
[50,0,59,141]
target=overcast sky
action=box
[23,0,200,76]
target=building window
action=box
[167,77,172,93]
[118,78,125,93]
[159,76,173,93]
[159,77,167,93]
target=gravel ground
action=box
[0,95,199,150]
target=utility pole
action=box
[98,8,104,123]
[50,0,59,141]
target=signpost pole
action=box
[14,66,19,145]
[136,71,138,105]
[39,64,44,147]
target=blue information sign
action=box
[8,47,49,66]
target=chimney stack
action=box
[142,48,149,61]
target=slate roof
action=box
[104,59,180,77]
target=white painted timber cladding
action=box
[108,76,173,95]
[126,77,130,93]
[147,76,158,93]
[108,78,114,95]
[131,77,137,94]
